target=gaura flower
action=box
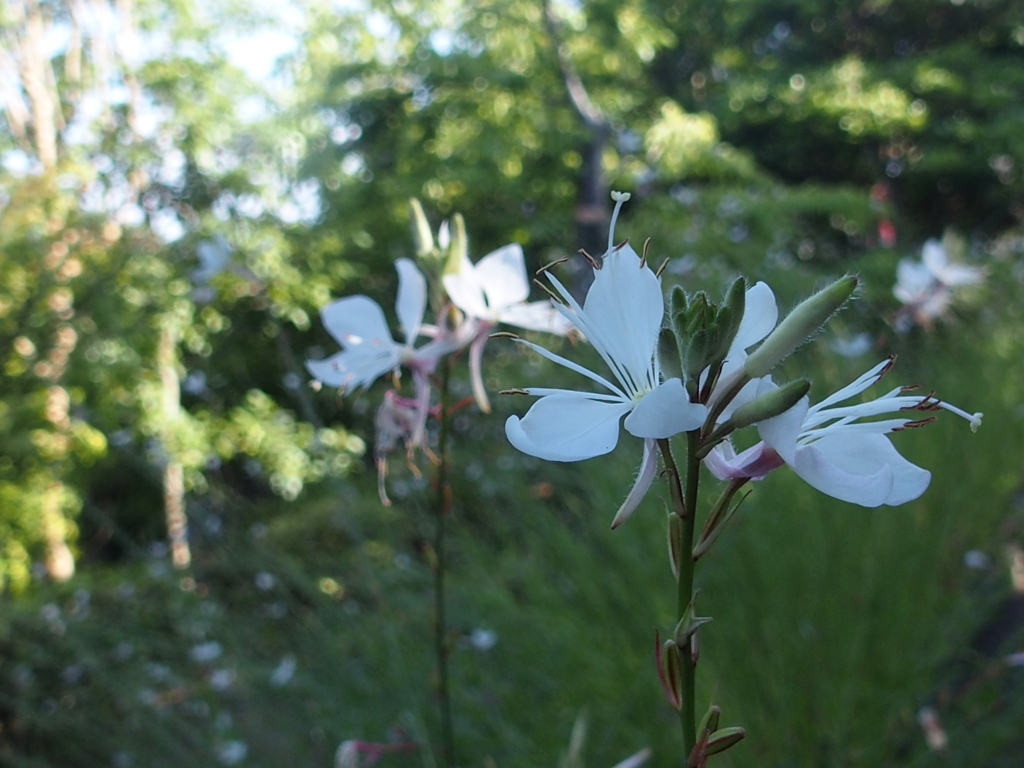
[306,258,472,451]
[504,192,707,527]
[893,239,985,329]
[443,243,574,413]
[706,358,982,507]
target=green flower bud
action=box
[726,379,810,433]
[744,275,858,378]
[409,198,434,257]
[659,327,683,382]
[705,727,746,756]
[667,510,684,579]
[443,213,469,276]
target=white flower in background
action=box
[269,654,296,687]
[307,259,473,451]
[893,239,984,328]
[707,358,982,506]
[444,243,575,412]
[505,192,707,527]
[215,740,248,766]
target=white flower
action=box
[708,358,982,507]
[505,192,707,527]
[443,243,574,412]
[893,239,984,328]
[307,258,455,392]
[307,259,473,452]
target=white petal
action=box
[512,338,626,400]
[498,301,575,335]
[624,378,707,439]
[732,281,778,351]
[395,259,427,344]
[811,359,891,412]
[791,432,929,507]
[894,258,935,302]
[791,443,893,507]
[443,268,488,319]
[320,295,395,349]
[758,396,809,466]
[583,244,664,393]
[468,330,490,413]
[505,394,631,462]
[921,240,948,274]
[305,346,399,393]
[474,244,530,311]
[610,438,658,529]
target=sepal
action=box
[673,592,712,644]
[693,479,751,560]
[667,510,683,579]
[655,631,683,710]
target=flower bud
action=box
[725,379,810,433]
[443,213,469,276]
[717,277,746,355]
[697,705,722,736]
[659,327,683,382]
[704,727,746,756]
[655,633,683,710]
[744,275,857,378]
[409,198,434,257]
[667,511,684,579]
[668,284,688,320]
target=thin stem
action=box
[658,436,699,760]
[434,357,455,767]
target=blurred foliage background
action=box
[1,0,1023,765]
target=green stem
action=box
[658,435,699,760]
[434,358,455,767]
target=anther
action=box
[536,257,568,275]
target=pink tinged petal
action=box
[442,269,488,319]
[583,244,664,392]
[705,441,784,481]
[611,438,658,529]
[474,244,530,310]
[504,394,632,462]
[468,329,491,413]
[395,258,427,344]
[498,301,575,335]
[758,396,809,465]
[305,346,400,393]
[624,378,707,439]
[732,282,778,351]
[321,295,395,349]
[798,432,931,506]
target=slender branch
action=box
[433,356,455,767]
[658,436,698,759]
